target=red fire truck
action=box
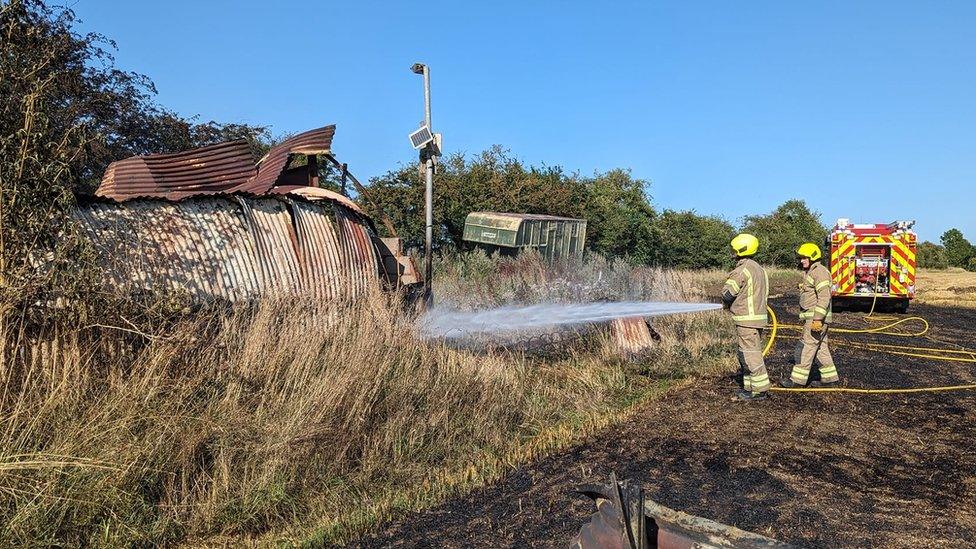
[829,219,917,312]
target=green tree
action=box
[940,228,975,269]
[580,169,658,264]
[654,210,736,269]
[740,199,828,266]
[1,0,267,303]
[916,241,948,269]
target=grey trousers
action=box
[791,319,839,384]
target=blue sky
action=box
[72,1,974,242]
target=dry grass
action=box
[0,252,738,546]
[915,268,976,308]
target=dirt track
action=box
[356,299,976,548]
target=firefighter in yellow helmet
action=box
[722,233,770,401]
[781,243,841,388]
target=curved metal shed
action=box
[76,125,418,302]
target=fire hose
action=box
[761,305,976,394]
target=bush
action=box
[654,210,736,269]
[740,199,827,266]
[917,241,948,269]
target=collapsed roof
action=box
[97,125,338,202]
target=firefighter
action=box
[781,243,840,388]
[722,233,770,401]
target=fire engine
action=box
[828,219,917,312]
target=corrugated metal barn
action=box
[74,125,418,302]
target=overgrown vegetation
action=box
[0,253,737,546]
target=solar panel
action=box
[409,125,433,149]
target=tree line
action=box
[361,150,975,270]
[362,148,831,269]
[918,230,976,271]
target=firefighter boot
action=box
[811,379,841,388]
[779,377,803,389]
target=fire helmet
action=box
[796,242,822,261]
[730,233,759,257]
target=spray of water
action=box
[419,301,722,340]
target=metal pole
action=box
[421,65,434,307]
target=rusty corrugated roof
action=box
[95,125,337,201]
[270,185,363,215]
[233,125,336,194]
[97,139,257,201]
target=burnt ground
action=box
[354,298,976,548]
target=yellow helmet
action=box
[796,242,822,261]
[730,233,759,257]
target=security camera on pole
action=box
[408,62,441,307]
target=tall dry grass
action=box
[0,252,738,546]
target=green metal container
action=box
[462,212,587,260]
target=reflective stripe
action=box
[733,313,768,322]
[819,365,838,375]
[791,365,810,383]
[799,310,815,319]
[725,279,740,294]
[804,275,815,285]
[813,306,828,315]
[816,280,830,291]
[744,269,754,317]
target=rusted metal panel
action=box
[572,477,794,549]
[272,184,364,215]
[377,238,420,287]
[97,140,257,201]
[642,499,794,549]
[73,194,380,302]
[96,125,337,202]
[288,198,381,300]
[238,125,336,194]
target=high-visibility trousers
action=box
[790,319,839,384]
[736,326,770,394]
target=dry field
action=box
[915,268,976,308]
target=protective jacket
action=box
[799,261,833,323]
[723,258,769,328]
